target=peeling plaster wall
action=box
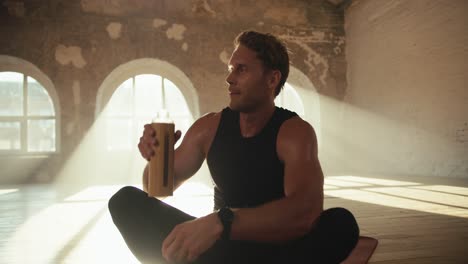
[0,0,346,183]
[342,0,468,178]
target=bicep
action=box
[279,119,324,205]
[173,119,209,182]
[283,154,323,201]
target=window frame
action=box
[103,74,195,152]
[96,59,200,153]
[275,82,306,117]
[0,55,60,156]
[285,66,322,149]
[96,58,200,120]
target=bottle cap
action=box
[152,109,173,123]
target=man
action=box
[109,31,359,264]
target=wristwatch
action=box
[217,207,234,240]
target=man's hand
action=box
[162,213,223,263]
[138,124,182,161]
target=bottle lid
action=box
[152,109,173,123]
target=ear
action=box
[268,70,281,93]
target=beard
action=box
[229,94,267,113]
[228,76,273,113]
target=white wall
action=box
[342,0,468,178]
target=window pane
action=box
[172,117,191,148]
[164,79,191,116]
[283,84,305,116]
[0,122,21,150]
[104,74,195,152]
[27,76,55,116]
[135,74,162,116]
[134,117,150,147]
[28,119,56,152]
[0,72,23,116]
[274,89,284,107]
[106,118,132,150]
[106,78,133,117]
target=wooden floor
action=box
[0,174,467,263]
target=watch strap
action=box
[217,207,234,240]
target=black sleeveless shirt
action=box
[207,107,298,210]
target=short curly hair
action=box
[234,31,290,96]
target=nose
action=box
[225,71,235,86]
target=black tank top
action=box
[207,107,298,210]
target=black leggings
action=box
[108,186,359,264]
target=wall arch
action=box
[287,66,322,147]
[96,58,200,118]
[0,55,61,152]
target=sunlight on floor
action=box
[1,182,213,264]
[2,176,468,263]
[329,176,422,186]
[325,176,468,218]
[0,188,18,195]
[64,185,127,202]
[63,211,139,264]
[163,182,214,217]
[4,199,107,263]
[412,185,468,196]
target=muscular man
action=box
[108,31,359,264]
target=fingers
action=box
[163,226,199,263]
[162,227,180,260]
[138,140,153,161]
[175,130,182,144]
[162,231,182,263]
[162,229,175,254]
[175,248,189,263]
[143,124,156,137]
[139,124,157,161]
[186,249,199,263]
[139,125,182,161]
[164,241,198,263]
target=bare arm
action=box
[159,115,321,262]
[140,113,217,192]
[228,117,324,242]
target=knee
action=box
[314,208,360,263]
[108,186,145,216]
[320,207,360,241]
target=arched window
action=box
[274,82,305,117]
[94,58,199,184]
[0,56,59,154]
[274,67,321,148]
[104,74,193,151]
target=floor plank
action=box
[1,174,468,263]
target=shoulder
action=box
[191,111,221,132]
[277,116,318,160]
[184,111,222,154]
[278,116,317,141]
